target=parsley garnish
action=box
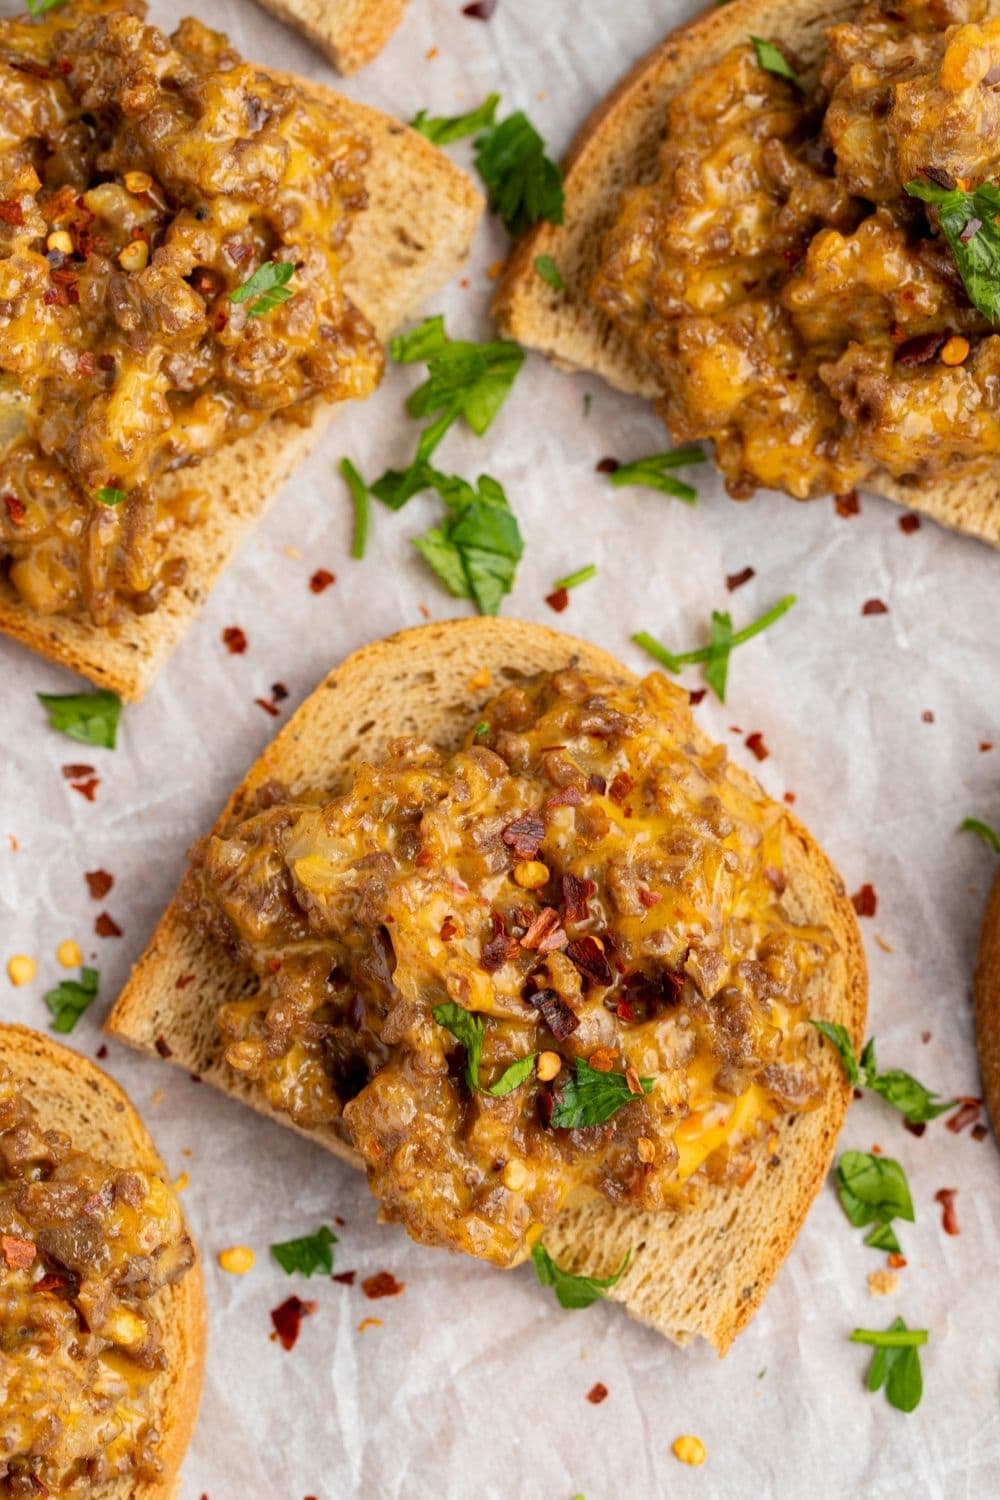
[607,448,706,501]
[473,721,490,737]
[271,1225,338,1277]
[534,254,566,291]
[751,36,802,88]
[339,458,370,560]
[474,111,564,236]
[812,1023,954,1124]
[851,1319,927,1413]
[96,487,126,507]
[553,564,596,591]
[26,0,68,12]
[905,177,1000,324]
[960,816,1000,853]
[411,93,499,145]
[46,967,99,1033]
[633,594,796,703]
[550,1058,654,1130]
[432,1003,536,1095]
[410,469,524,616]
[531,1243,631,1309]
[488,1052,538,1096]
[38,688,121,748]
[836,1150,914,1255]
[230,260,295,318]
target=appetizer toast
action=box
[975,872,1000,1134]
[493,0,1000,548]
[254,0,408,74]
[109,619,867,1352]
[0,1023,205,1499]
[0,70,481,702]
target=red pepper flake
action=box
[934,1187,960,1235]
[608,771,634,805]
[84,868,113,899]
[921,1031,931,1044]
[921,710,935,723]
[565,935,613,987]
[75,350,97,377]
[502,813,546,859]
[834,491,860,518]
[1,1233,36,1270]
[546,785,583,809]
[0,199,25,226]
[895,331,947,367]
[463,0,497,14]
[532,989,580,1042]
[981,742,995,753]
[70,778,99,802]
[562,874,596,925]
[972,1123,989,1141]
[96,1043,108,1059]
[545,587,570,613]
[481,913,519,973]
[638,887,661,909]
[62,763,95,779]
[95,911,122,938]
[520,908,567,954]
[870,1143,882,1155]
[255,698,280,717]
[887,1252,907,1269]
[625,1064,643,1096]
[2,493,25,525]
[851,883,877,917]
[586,1382,609,1404]
[904,1119,926,1138]
[35,1270,74,1295]
[763,865,787,895]
[440,915,460,941]
[272,682,289,701]
[688,688,706,706]
[332,1270,356,1285]
[783,790,796,804]
[946,1097,983,1134]
[362,1271,405,1299]
[595,457,619,474]
[309,569,336,594]
[222,626,247,654]
[898,514,921,534]
[862,598,889,616]
[745,731,769,761]
[154,1035,173,1059]
[270,1295,318,1351]
[726,566,755,592]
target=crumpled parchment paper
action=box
[2,0,999,1496]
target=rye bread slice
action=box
[0,1023,206,1500]
[253,0,407,74]
[491,0,1000,549]
[0,86,482,700]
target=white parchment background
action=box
[1,1,999,1496]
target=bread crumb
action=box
[487,259,507,281]
[468,669,492,692]
[357,1316,383,1332]
[874,934,893,954]
[867,1269,899,1297]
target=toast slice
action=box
[974,872,1000,1136]
[0,86,481,701]
[491,0,1000,549]
[108,618,866,1352]
[0,1023,206,1500]
[254,0,407,74]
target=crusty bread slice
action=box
[254,0,407,74]
[108,618,866,1351]
[974,872,1000,1136]
[491,0,1000,549]
[0,1023,205,1500]
[0,86,481,701]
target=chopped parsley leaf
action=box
[905,177,1000,324]
[339,458,370,559]
[230,260,295,318]
[474,110,564,236]
[534,254,566,291]
[531,1242,631,1309]
[607,448,706,501]
[632,595,796,704]
[550,1058,653,1129]
[37,688,121,749]
[46,967,99,1033]
[851,1319,927,1412]
[411,94,500,145]
[271,1225,338,1277]
[812,1024,954,1124]
[960,816,1000,853]
[751,36,802,88]
[96,487,126,507]
[836,1150,914,1255]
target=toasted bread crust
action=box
[491,0,1000,548]
[254,0,408,73]
[108,619,866,1351]
[0,1023,205,1500]
[974,873,1000,1136]
[0,84,482,700]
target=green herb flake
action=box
[607,448,706,501]
[836,1149,914,1253]
[473,721,490,737]
[411,93,500,146]
[433,1002,485,1093]
[553,564,596,592]
[851,1318,928,1413]
[474,110,565,237]
[487,1052,538,1097]
[905,177,1000,324]
[811,1020,860,1086]
[37,688,122,749]
[411,470,524,616]
[339,458,370,560]
[26,0,68,12]
[960,816,1000,853]
[859,1038,954,1124]
[550,1058,654,1130]
[632,594,796,704]
[95,487,126,507]
[230,260,295,318]
[271,1225,338,1278]
[534,254,566,291]
[751,36,802,88]
[45,967,99,1034]
[531,1242,631,1309]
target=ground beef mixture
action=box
[0,1066,194,1496]
[0,0,382,624]
[591,0,1000,500]
[185,669,831,1268]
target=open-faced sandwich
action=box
[0,0,480,699]
[494,0,1000,546]
[253,0,408,76]
[975,869,1000,1135]
[0,1023,204,1497]
[108,619,866,1350]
